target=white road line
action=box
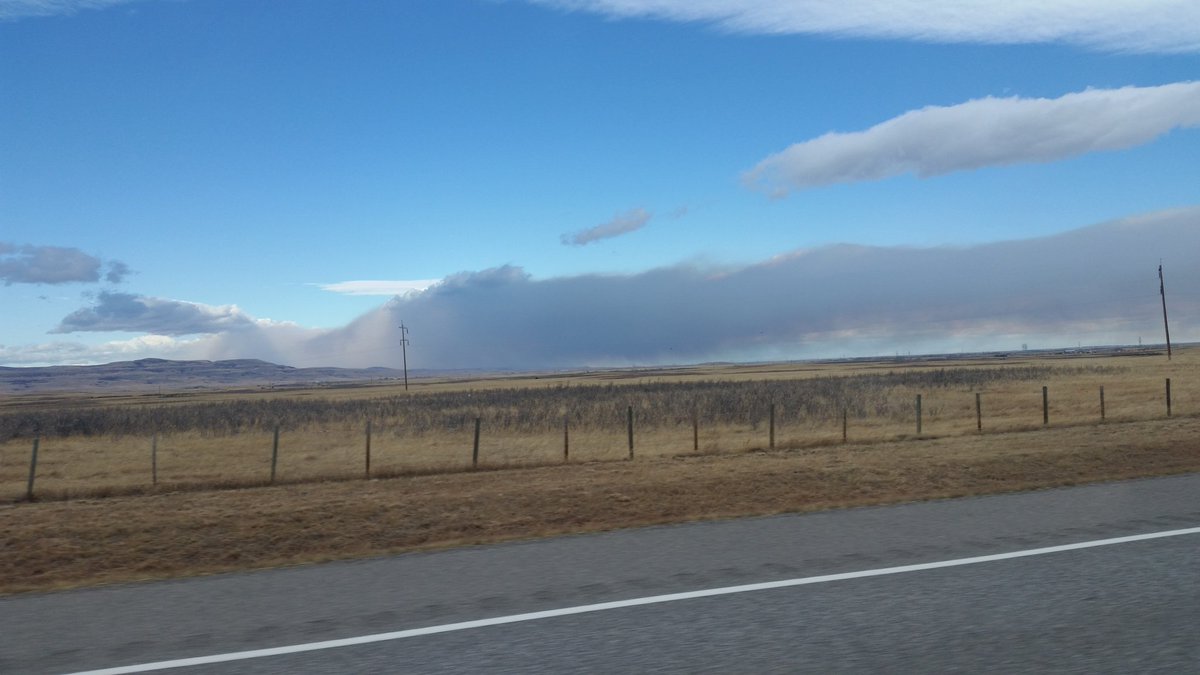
[71,526,1200,674]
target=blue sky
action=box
[2,0,1198,369]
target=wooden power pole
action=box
[399,322,410,390]
[1159,264,1172,360]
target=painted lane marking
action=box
[71,526,1200,674]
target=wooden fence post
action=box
[1042,386,1049,425]
[563,416,569,463]
[627,406,634,460]
[769,403,776,450]
[26,437,39,501]
[842,408,848,444]
[975,393,982,432]
[270,425,280,483]
[692,411,699,452]
[152,433,158,485]
[916,395,922,435]
[365,420,372,479]
[1166,378,1172,417]
[473,418,481,469]
[1100,386,1106,421]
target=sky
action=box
[1,0,1198,370]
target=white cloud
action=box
[563,207,653,246]
[529,0,1200,53]
[745,82,1200,195]
[318,279,441,297]
[0,0,146,20]
[52,291,258,336]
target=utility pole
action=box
[1159,263,1172,361]
[399,322,410,390]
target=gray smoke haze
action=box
[192,206,1200,368]
[41,207,1200,369]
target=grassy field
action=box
[1,348,1197,594]
[1,349,1194,501]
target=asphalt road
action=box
[3,474,1199,673]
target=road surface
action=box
[3,474,1199,673]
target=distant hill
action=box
[0,358,409,394]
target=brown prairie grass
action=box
[1,349,1197,502]
[2,413,1199,595]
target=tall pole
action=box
[1159,264,1172,360]
[399,322,410,390]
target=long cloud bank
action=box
[22,206,1198,369]
[531,0,1200,54]
[317,207,1199,368]
[745,82,1200,195]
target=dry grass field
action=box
[2,348,1194,501]
[1,347,1198,593]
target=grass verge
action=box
[2,415,1198,595]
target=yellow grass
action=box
[2,349,1195,501]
